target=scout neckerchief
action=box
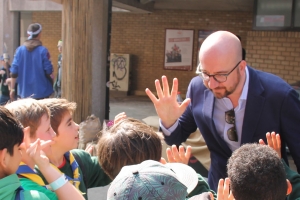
[52,151,81,189]
[16,162,48,189]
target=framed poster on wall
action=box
[164,29,194,71]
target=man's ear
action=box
[286,179,292,195]
[0,149,8,168]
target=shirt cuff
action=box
[159,119,179,136]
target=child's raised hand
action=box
[259,132,281,158]
[85,143,94,155]
[20,126,31,151]
[217,178,234,200]
[161,145,192,165]
[114,112,127,124]
[26,139,54,170]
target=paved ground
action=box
[88,94,297,200]
[109,95,157,121]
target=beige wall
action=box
[33,10,300,95]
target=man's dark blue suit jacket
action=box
[164,66,300,191]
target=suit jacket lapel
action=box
[203,89,232,154]
[241,67,265,144]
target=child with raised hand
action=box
[0,106,48,200]
[259,132,300,200]
[5,98,84,200]
[37,98,111,199]
[98,116,216,199]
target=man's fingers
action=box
[145,88,158,104]
[170,78,179,98]
[162,76,170,97]
[179,98,191,112]
[155,79,164,98]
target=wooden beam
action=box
[62,0,92,123]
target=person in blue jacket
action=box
[10,23,54,100]
[146,31,300,191]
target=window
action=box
[253,0,300,30]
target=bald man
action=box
[146,31,300,191]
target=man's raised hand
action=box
[145,76,190,128]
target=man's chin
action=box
[211,89,226,99]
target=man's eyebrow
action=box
[202,69,229,74]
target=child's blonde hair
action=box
[5,98,50,138]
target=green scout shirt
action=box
[0,174,49,200]
[36,149,111,200]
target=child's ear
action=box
[286,179,292,195]
[0,149,8,168]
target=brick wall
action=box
[33,10,300,95]
[246,31,300,84]
[111,10,253,95]
[32,11,62,78]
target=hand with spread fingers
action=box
[160,145,192,165]
[259,131,281,158]
[168,145,192,165]
[216,178,234,200]
[145,76,191,129]
[114,112,127,124]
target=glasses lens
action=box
[214,75,227,83]
[200,73,209,80]
[227,127,238,141]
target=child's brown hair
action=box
[39,98,77,135]
[97,118,162,180]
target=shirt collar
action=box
[240,66,249,101]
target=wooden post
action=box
[61,0,92,123]
[61,0,109,124]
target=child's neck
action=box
[46,147,66,167]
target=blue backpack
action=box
[15,186,24,200]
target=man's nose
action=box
[208,76,219,89]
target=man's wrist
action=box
[10,89,15,92]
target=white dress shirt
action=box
[160,67,250,151]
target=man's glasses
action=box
[196,60,242,83]
[225,109,238,142]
